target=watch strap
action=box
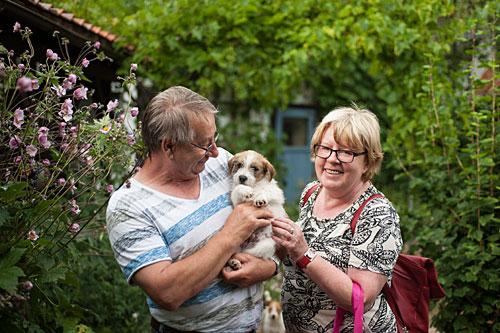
[296,248,317,269]
[271,255,281,276]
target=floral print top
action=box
[281,182,403,333]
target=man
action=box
[106,86,278,332]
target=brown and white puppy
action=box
[227,150,286,270]
[259,295,286,333]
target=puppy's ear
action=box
[264,299,271,308]
[263,159,276,181]
[228,156,236,175]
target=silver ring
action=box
[289,227,294,235]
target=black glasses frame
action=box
[188,131,219,156]
[313,144,366,163]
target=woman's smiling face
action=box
[315,126,368,196]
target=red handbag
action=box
[302,184,446,332]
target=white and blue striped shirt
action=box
[106,148,262,332]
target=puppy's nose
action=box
[239,175,247,184]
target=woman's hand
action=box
[271,217,309,261]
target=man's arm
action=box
[132,202,273,311]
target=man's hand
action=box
[221,253,276,288]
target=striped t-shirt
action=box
[106,148,262,332]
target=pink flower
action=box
[52,85,66,97]
[80,144,91,155]
[0,63,5,78]
[18,64,25,71]
[82,58,90,68]
[28,230,39,241]
[94,41,101,49]
[130,63,138,71]
[59,98,73,121]
[62,78,73,91]
[100,123,112,134]
[58,122,67,137]
[57,178,66,185]
[106,99,119,113]
[70,126,78,137]
[13,108,24,128]
[9,136,21,148]
[14,156,22,164]
[23,281,33,291]
[16,76,33,93]
[26,144,37,157]
[68,74,77,84]
[31,78,39,90]
[70,200,81,215]
[73,86,88,100]
[46,49,59,61]
[119,114,125,122]
[42,159,50,166]
[126,135,135,146]
[69,223,80,232]
[106,184,114,193]
[38,134,51,149]
[38,127,49,136]
[13,22,21,33]
[130,107,139,117]
[69,178,77,194]
[90,103,98,108]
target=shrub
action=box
[0,23,142,331]
[387,4,500,331]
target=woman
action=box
[272,105,403,332]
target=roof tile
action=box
[27,0,123,45]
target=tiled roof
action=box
[27,0,120,43]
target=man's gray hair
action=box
[141,86,218,155]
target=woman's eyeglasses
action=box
[313,144,365,163]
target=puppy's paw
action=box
[254,197,268,207]
[233,185,254,203]
[227,259,242,271]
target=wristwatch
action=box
[271,255,281,276]
[296,248,317,269]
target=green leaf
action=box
[0,207,10,227]
[0,248,25,268]
[39,267,67,284]
[0,266,24,293]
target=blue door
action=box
[275,108,316,205]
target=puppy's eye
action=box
[251,166,259,172]
[236,162,242,169]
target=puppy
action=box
[259,292,286,333]
[227,150,286,270]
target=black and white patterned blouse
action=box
[281,182,403,332]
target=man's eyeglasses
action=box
[188,132,219,156]
[313,144,365,163]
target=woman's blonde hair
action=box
[310,104,383,182]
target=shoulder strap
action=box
[351,194,407,331]
[301,183,320,207]
[350,194,384,235]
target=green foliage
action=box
[0,26,142,331]
[40,1,500,330]
[65,232,150,332]
[386,3,500,331]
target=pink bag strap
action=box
[332,282,364,333]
